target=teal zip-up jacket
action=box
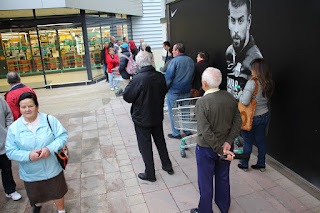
[6,112,68,182]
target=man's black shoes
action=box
[33,206,41,213]
[163,168,174,175]
[138,173,156,182]
[237,163,248,172]
[251,164,266,172]
[168,134,182,139]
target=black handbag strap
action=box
[46,114,55,137]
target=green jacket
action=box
[195,90,242,155]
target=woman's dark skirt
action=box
[24,171,68,206]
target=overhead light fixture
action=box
[38,23,73,27]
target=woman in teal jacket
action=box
[6,92,68,213]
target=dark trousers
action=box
[196,145,231,213]
[134,124,172,178]
[0,154,16,194]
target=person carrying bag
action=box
[237,59,274,172]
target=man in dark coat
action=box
[123,51,174,182]
[191,51,209,97]
[100,41,109,82]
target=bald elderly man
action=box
[191,68,242,213]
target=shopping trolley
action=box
[172,97,200,158]
[112,67,126,96]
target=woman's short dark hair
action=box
[198,51,209,61]
[18,92,38,107]
[145,46,152,53]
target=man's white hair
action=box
[202,67,222,88]
[136,51,153,68]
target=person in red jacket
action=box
[5,72,37,120]
[106,47,120,91]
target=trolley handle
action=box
[219,153,250,161]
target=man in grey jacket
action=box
[190,68,242,213]
[0,96,22,201]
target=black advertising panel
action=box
[168,0,320,189]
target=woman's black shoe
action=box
[251,164,266,172]
[33,206,41,213]
[162,168,174,175]
[190,208,199,213]
[138,173,156,182]
[238,163,248,172]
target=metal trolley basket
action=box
[112,67,125,96]
[172,97,200,157]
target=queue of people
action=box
[1,35,274,213]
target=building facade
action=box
[0,0,147,91]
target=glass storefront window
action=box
[0,12,132,92]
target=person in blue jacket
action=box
[6,92,68,213]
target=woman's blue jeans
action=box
[240,112,270,167]
[107,72,118,88]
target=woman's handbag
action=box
[238,80,259,131]
[190,87,202,98]
[47,115,69,170]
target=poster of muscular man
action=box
[226,0,263,99]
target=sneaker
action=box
[251,164,266,172]
[168,134,182,139]
[237,163,248,172]
[111,88,114,91]
[5,191,22,201]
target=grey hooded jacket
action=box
[0,96,13,155]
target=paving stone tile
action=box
[81,194,108,213]
[117,153,130,161]
[97,121,108,129]
[180,163,198,183]
[99,135,113,146]
[65,162,81,180]
[118,159,131,166]
[65,178,81,201]
[102,157,120,173]
[81,175,106,198]
[63,198,81,213]
[68,124,82,132]
[138,172,167,194]
[230,174,256,198]
[130,203,149,213]
[120,165,134,173]
[144,189,180,213]
[169,184,199,212]
[170,150,197,166]
[125,185,142,196]
[82,137,100,149]
[104,172,124,193]
[82,148,102,162]
[159,166,190,188]
[285,185,310,198]
[83,115,96,123]
[127,194,146,206]
[68,149,82,164]
[101,145,116,158]
[83,122,98,131]
[124,177,139,187]
[98,129,110,136]
[82,129,99,139]
[121,171,137,180]
[1,189,28,212]
[275,177,296,189]
[69,117,83,125]
[236,191,281,213]
[81,160,103,178]
[67,141,82,151]
[267,186,308,212]
[298,194,320,209]
[107,191,130,213]
[311,205,320,212]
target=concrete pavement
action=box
[0,81,320,213]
